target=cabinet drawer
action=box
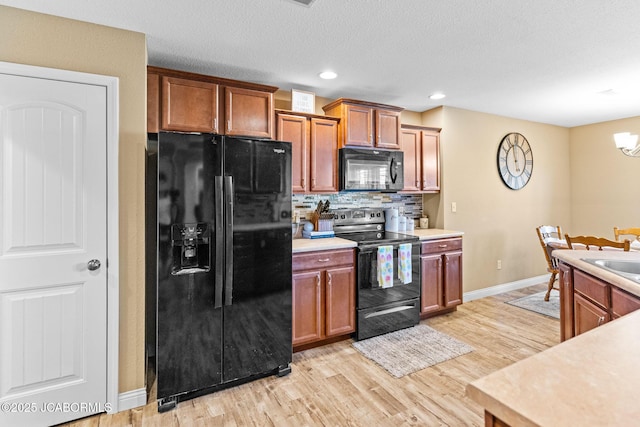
[573,269,609,309]
[421,238,462,255]
[293,249,354,272]
[611,287,640,318]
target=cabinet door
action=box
[325,266,356,337]
[421,130,440,191]
[420,254,443,314]
[559,263,574,341]
[161,76,218,132]
[225,86,273,139]
[611,286,640,319]
[573,269,609,308]
[292,270,323,346]
[277,113,308,193]
[443,251,463,307]
[574,293,609,337]
[147,72,160,133]
[310,118,339,192]
[401,128,421,192]
[344,104,373,147]
[375,109,401,149]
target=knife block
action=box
[310,212,334,231]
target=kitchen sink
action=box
[582,258,640,284]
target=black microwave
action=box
[339,148,404,192]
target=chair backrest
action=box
[536,225,563,270]
[613,227,640,242]
[537,225,562,243]
[565,234,630,251]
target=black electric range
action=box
[331,208,421,340]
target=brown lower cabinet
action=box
[292,249,356,349]
[559,262,640,341]
[420,238,463,318]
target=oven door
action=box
[357,241,420,310]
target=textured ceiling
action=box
[3,0,640,127]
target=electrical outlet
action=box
[497,259,502,270]
[451,202,457,213]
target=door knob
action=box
[87,259,101,271]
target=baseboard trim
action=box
[464,274,550,302]
[118,388,147,412]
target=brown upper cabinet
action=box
[224,86,273,139]
[276,110,339,193]
[401,125,441,193]
[322,98,403,149]
[162,76,219,133]
[147,71,160,133]
[147,66,277,138]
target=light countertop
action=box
[292,228,463,253]
[398,228,464,240]
[553,249,640,297]
[466,308,640,426]
[292,237,357,253]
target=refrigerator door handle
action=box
[224,176,234,306]
[214,176,224,308]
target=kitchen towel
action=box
[398,243,412,284]
[377,245,394,288]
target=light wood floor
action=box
[64,284,559,427]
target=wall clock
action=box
[497,132,533,190]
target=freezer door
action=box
[156,132,223,400]
[222,137,293,381]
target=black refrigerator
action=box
[152,131,292,411]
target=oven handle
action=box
[357,241,419,252]
[364,304,416,319]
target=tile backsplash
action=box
[292,193,423,222]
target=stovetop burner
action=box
[331,208,418,247]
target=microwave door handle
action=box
[390,157,398,183]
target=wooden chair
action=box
[613,227,640,243]
[565,234,630,251]
[536,225,564,301]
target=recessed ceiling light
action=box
[429,93,446,100]
[319,71,337,80]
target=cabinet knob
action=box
[438,244,448,248]
[317,258,330,262]
[227,119,231,131]
[597,316,605,326]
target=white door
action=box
[0,71,108,426]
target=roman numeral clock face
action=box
[497,132,533,190]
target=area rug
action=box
[352,325,474,378]
[506,290,560,319]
